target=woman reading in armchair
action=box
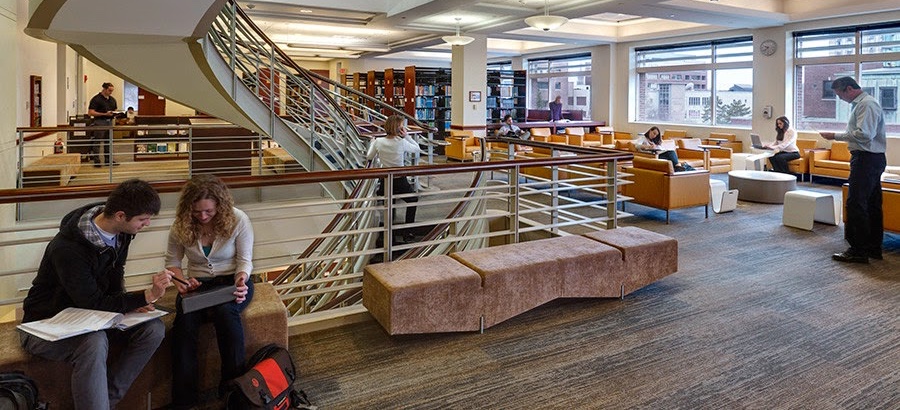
[640,126,687,171]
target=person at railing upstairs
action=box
[496,114,531,140]
[367,115,422,224]
[763,116,800,174]
[165,174,254,409]
[640,126,683,171]
[88,82,120,167]
[19,179,172,410]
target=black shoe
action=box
[868,251,883,260]
[111,161,120,166]
[93,162,102,168]
[832,251,868,264]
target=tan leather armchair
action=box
[585,127,614,148]
[445,130,484,161]
[842,179,900,233]
[529,127,555,143]
[783,139,817,181]
[810,141,850,180]
[674,138,709,170]
[705,132,743,153]
[682,137,732,173]
[664,129,687,139]
[622,156,710,224]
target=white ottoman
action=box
[783,190,839,230]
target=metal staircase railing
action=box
[204,0,491,317]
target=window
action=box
[635,37,752,126]
[794,23,900,133]
[528,54,591,119]
[882,87,898,110]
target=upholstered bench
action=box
[450,235,624,328]
[21,153,82,187]
[0,281,287,409]
[583,226,678,296]
[363,255,484,335]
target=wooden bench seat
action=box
[0,282,287,409]
[21,153,82,187]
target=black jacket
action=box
[22,202,147,323]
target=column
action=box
[450,34,487,137]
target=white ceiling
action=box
[238,0,900,61]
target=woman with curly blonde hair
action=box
[165,174,254,409]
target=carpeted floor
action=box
[288,175,899,409]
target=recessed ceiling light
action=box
[299,9,313,13]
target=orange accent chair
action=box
[810,141,851,181]
[445,130,484,161]
[705,132,743,153]
[678,138,733,172]
[622,157,710,224]
[842,179,900,233]
[780,139,818,181]
[664,129,687,139]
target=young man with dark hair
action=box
[820,76,887,263]
[20,179,174,409]
[88,82,119,167]
[496,114,531,140]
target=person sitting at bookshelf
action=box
[496,114,531,140]
[19,179,172,410]
[165,174,254,409]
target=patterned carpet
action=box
[288,175,899,409]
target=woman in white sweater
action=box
[367,115,423,223]
[765,116,800,174]
[165,174,254,409]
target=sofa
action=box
[810,141,851,180]
[446,130,484,161]
[622,156,710,223]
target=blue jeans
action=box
[171,279,254,408]
[20,318,165,410]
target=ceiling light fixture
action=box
[524,0,568,31]
[442,17,475,46]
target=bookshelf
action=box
[404,66,451,137]
[366,71,385,111]
[486,70,527,125]
[385,68,405,114]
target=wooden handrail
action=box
[0,149,633,205]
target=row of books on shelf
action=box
[136,142,188,154]
[486,100,523,109]
[415,85,438,95]
[415,96,435,108]
[415,109,435,120]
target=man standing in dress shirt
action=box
[820,76,886,263]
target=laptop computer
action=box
[750,133,772,150]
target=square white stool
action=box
[782,190,839,230]
[709,179,738,213]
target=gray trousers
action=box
[20,318,165,410]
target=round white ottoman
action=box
[728,170,797,204]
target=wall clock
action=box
[760,39,777,56]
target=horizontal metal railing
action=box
[0,146,633,324]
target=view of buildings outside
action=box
[528,56,591,120]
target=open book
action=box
[17,307,168,342]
